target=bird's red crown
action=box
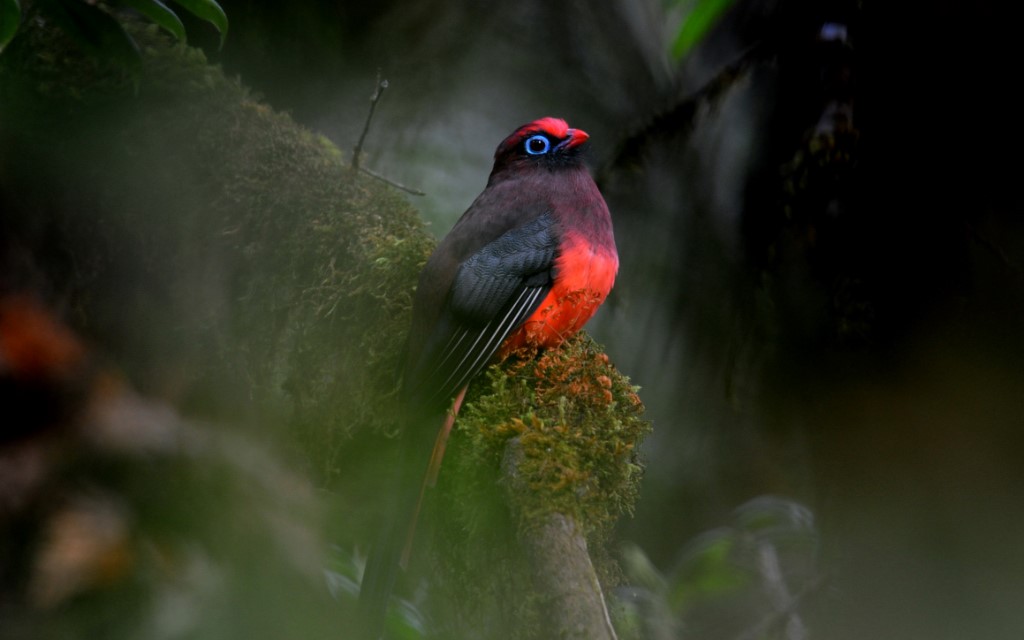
[494,117,589,159]
[521,117,571,140]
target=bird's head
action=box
[490,117,590,179]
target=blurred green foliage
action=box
[0,0,18,51]
[669,0,737,59]
[117,0,187,42]
[0,0,226,64]
[616,496,819,639]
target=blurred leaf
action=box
[670,0,736,59]
[668,528,749,610]
[0,0,19,52]
[171,0,226,48]
[38,0,140,71]
[323,544,361,600]
[386,599,428,640]
[618,545,680,640]
[328,546,426,638]
[116,0,185,42]
[734,495,816,540]
[621,542,668,592]
[617,498,820,636]
[608,588,646,640]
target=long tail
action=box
[358,510,407,639]
[357,386,468,639]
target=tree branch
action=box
[502,439,619,640]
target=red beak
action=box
[561,128,589,149]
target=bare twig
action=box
[349,74,425,196]
[358,166,426,196]
[352,72,389,172]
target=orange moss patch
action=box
[449,332,649,538]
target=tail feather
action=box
[358,439,423,640]
[358,386,467,638]
[358,514,406,639]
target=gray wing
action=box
[406,212,559,408]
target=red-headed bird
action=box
[359,117,617,637]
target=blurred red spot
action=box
[0,297,86,381]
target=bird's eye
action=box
[524,135,551,155]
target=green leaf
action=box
[0,0,20,52]
[171,0,227,48]
[37,0,141,71]
[116,0,186,42]
[668,529,749,611]
[670,0,735,60]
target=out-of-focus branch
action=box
[598,41,769,184]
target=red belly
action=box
[500,233,617,355]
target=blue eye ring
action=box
[524,134,551,155]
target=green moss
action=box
[0,20,433,488]
[430,334,650,637]
[458,334,648,535]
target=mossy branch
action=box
[503,440,619,640]
[432,334,650,637]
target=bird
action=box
[358,117,618,638]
